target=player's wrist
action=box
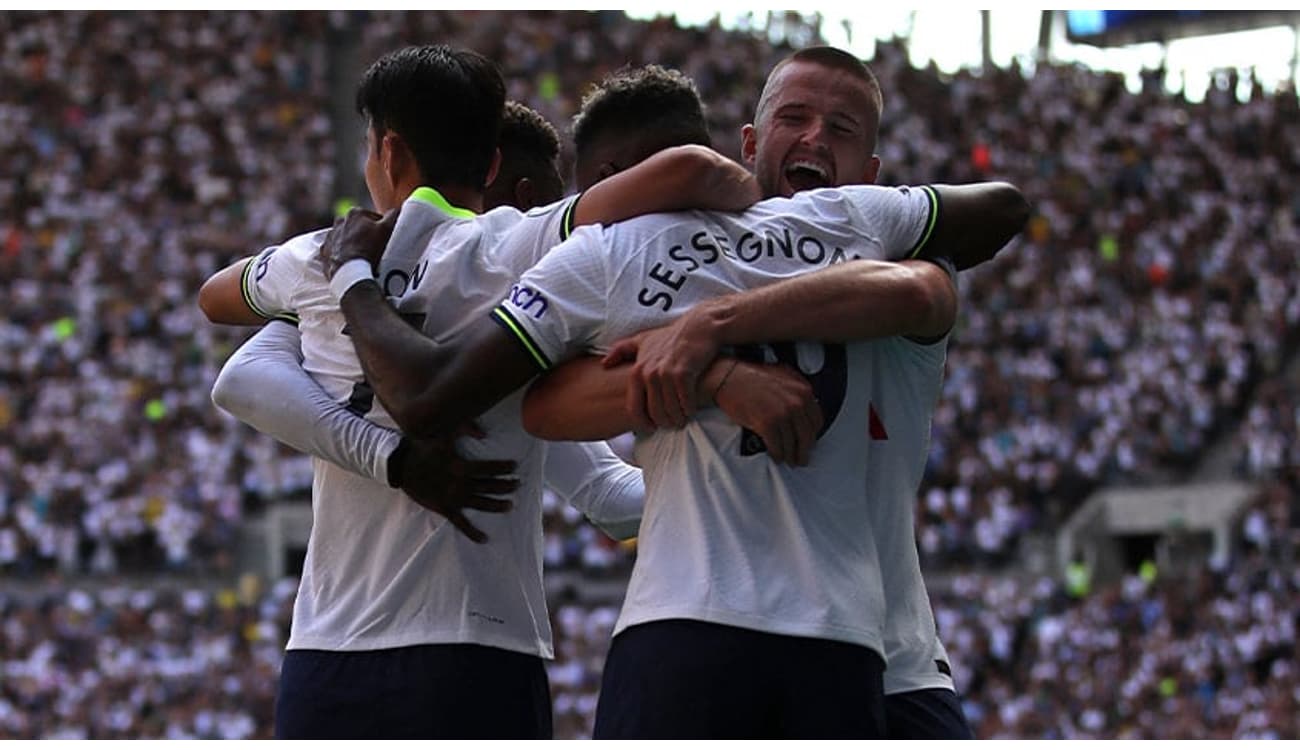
[329,259,376,301]
[700,357,739,407]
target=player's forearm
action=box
[572,145,761,227]
[341,283,542,436]
[523,357,635,440]
[198,258,265,326]
[523,355,732,440]
[337,280,457,435]
[211,322,401,484]
[686,259,955,347]
[928,182,1030,270]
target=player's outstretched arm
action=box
[198,257,268,326]
[572,145,761,227]
[924,182,1031,271]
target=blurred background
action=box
[0,9,1297,739]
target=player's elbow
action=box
[900,264,957,338]
[211,359,252,419]
[986,182,1031,248]
[197,276,224,323]
[951,183,1031,270]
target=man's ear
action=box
[383,131,415,186]
[485,147,502,189]
[513,177,536,211]
[862,155,881,185]
[740,123,758,166]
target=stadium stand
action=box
[1,9,1296,739]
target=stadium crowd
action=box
[2,8,1298,738]
[1,503,1295,739]
[1,11,331,577]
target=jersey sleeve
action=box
[489,225,610,371]
[493,194,583,275]
[843,184,940,261]
[544,440,644,541]
[241,243,302,324]
[211,321,402,484]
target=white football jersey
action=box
[240,188,603,657]
[859,304,958,694]
[493,185,940,655]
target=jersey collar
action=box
[408,186,477,219]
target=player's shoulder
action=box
[480,204,527,230]
[263,227,330,263]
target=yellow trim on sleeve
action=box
[490,307,552,371]
[240,256,275,320]
[908,186,941,259]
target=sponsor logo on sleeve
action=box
[507,284,548,319]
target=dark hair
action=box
[355,44,506,189]
[571,64,711,157]
[757,46,884,122]
[492,100,563,205]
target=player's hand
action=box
[712,361,822,466]
[397,434,518,543]
[602,309,720,431]
[319,206,399,280]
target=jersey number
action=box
[734,342,847,457]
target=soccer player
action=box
[484,100,565,211]
[536,46,987,739]
[200,54,793,738]
[317,171,1026,738]
[639,45,984,739]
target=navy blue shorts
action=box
[885,687,975,739]
[593,619,886,739]
[275,643,551,739]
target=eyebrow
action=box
[775,102,861,128]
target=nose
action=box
[796,117,832,151]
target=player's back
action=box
[539,184,940,653]
[239,192,572,658]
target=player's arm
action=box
[570,144,761,228]
[198,257,267,326]
[212,304,517,542]
[602,258,956,428]
[199,240,310,327]
[544,441,643,541]
[604,182,1027,423]
[523,353,823,466]
[211,321,404,486]
[335,277,541,437]
[918,182,1030,271]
